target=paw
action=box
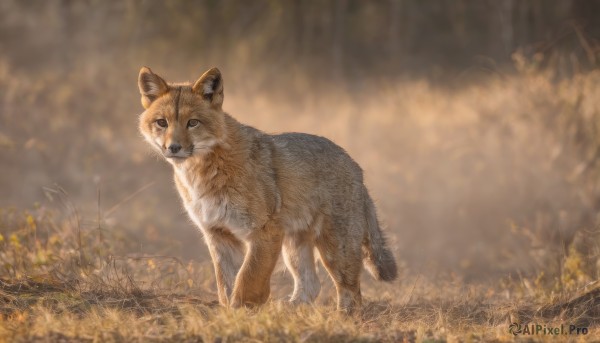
[230,289,270,308]
[288,281,320,305]
[229,295,243,308]
[288,293,313,305]
[336,292,362,315]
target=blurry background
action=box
[1,0,600,286]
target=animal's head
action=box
[137,67,226,164]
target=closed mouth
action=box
[165,153,191,160]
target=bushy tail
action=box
[362,189,398,282]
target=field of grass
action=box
[0,202,599,342]
[2,53,600,341]
[2,2,600,341]
[1,3,600,335]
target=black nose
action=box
[168,143,182,154]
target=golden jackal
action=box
[137,67,397,312]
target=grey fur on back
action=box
[270,132,397,281]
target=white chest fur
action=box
[175,167,253,240]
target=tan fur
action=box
[137,67,397,312]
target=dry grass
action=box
[2,2,600,341]
[0,264,598,342]
[0,62,600,342]
[1,25,600,340]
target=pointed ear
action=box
[138,67,168,109]
[192,67,223,108]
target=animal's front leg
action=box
[204,228,245,305]
[230,223,283,307]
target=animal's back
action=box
[271,131,396,282]
[272,132,363,186]
[270,132,365,234]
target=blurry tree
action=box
[0,0,598,81]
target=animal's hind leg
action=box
[315,219,363,313]
[282,230,320,304]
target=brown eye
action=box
[155,119,168,128]
[187,119,200,128]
